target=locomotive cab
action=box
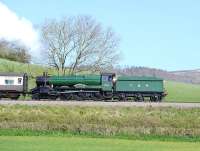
[101,73,116,91]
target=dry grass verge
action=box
[0,105,200,137]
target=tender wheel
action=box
[134,94,144,102]
[119,93,127,102]
[150,96,156,102]
[150,94,162,102]
[157,95,162,102]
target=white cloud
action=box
[0,2,41,56]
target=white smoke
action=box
[0,2,41,57]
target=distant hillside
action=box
[115,66,200,84]
[170,69,200,83]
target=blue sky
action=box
[2,0,200,71]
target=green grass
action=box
[0,105,200,150]
[1,105,200,137]
[0,136,200,151]
[0,129,199,142]
[165,81,200,102]
[0,58,57,77]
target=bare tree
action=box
[0,40,31,63]
[41,18,76,75]
[41,16,120,75]
[15,47,31,63]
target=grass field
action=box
[1,58,200,102]
[0,105,200,150]
[0,105,200,137]
[0,136,199,151]
[165,81,200,102]
[0,58,58,77]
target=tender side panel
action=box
[116,79,164,92]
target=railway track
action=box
[0,100,200,108]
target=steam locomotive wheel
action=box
[103,92,113,100]
[48,95,57,100]
[72,94,82,101]
[32,93,40,100]
[60,94,72,101]
[91,93,103,101]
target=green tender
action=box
[49,75,101,86]
[116,76,164,92]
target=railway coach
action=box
[0,73,28,99]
